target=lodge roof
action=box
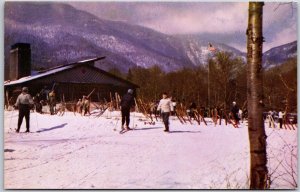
[4,57,139,88]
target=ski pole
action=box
[9,108,15,130]
[131,111,135,129]
[113,111,120,131]
[132,110,137,129]
[35,111,39,131]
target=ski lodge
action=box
[4,43,139,104]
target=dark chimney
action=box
[9,43,31,80]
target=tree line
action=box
[109,51,297,113]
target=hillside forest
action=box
[110,51,297,113]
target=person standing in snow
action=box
[278,109,286,129]
[39,85,50,102]
[157,92,174,132]
[120,89,135,130]
[82,95,91,116]
[14,87,34,133]
[231,101,240,123]
[48,90,56,115]
[188,101,197,119]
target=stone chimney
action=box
[9,43,31,80]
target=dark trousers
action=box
[121,107,130,127]
[161,112,170,131]
[49,103,55,115]
[279,118,283,128]
[17,104,30,131]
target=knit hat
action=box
[128,89,133,94]
[22,87,28,92]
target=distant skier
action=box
[33,93,43,114]
[157,92,174,132]
[14,87,34,133]
[48,90,56,115]
[39,85,50,103]
[82,95,91,116]
[120,89,135,130]
[278,109,286,129]
[188,101,197,118]
[231,101,240,123]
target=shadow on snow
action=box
[169,130,201,133]
[36,123,68,133]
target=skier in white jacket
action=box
[157,92,174,132]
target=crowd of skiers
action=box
[31,86,92,116]
[12,86,291,133]
[12,86,93,133]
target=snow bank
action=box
[3,111,297,189]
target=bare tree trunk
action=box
[247,2,268,189]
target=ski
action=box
[119,129,132,134]
[227,112,239,128]
[193,110,201,125]
[137,98,155,124]
[95,107,109,118]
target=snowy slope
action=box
[4,110,297,189]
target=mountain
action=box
[4,2,194,72]
[262,41,297,69]
[4,2,297,75]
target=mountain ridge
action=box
[4,2,297,75]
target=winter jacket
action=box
[120,93,135,109]
[231,105,239,114]
[15,93,34,106]
[278,111,286,119]
[157,98,174,113]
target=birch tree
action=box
[246,2,268,189]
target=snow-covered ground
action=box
[3,109,297,189]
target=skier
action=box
[231,101,240,123]
[278,109,286,129]
[157,92,174,132]
[48,90,56,115]
[39,85,50,102]
[267,110,274,128]
[188,101,197,119]
[14,87,34,133]
[34,93,43,114]
[82,95,91,116]
[120,89,135,131]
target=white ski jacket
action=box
[278,111,286,119]
[157,98,174,113]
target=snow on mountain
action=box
[4,2,296,73]
[177,35,247,65]
[263,41,297,69]
[4,110,297,189]
[4,2,194,72]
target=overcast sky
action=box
[68,2,297,52]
